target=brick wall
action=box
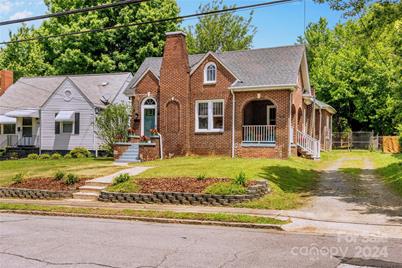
[0,70,13,96]
[113,144,130,160]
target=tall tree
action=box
[313,0,399,17]
[0,25,55,80]
[302,2,401,134]
[185,0,256,54]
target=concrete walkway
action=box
[88,166,152,184]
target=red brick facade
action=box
[127,32,330,159]
[0,70,13,96]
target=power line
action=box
[0,0,300,45]
[0,0,150,27]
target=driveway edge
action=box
[0,210,284,231]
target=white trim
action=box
[302,108,306,133]
[141,97,157,136]
[204,62,217,84]
[195,99,224,133]
[229,84,296,91]
[190,51,240,82]
[266,105,276,125]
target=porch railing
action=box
[296,130,320,158]
[0,134,18,149]
[242,125,276,143]
[18,135,39,147]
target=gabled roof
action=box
[0,72,132,115]
[125,45,306,95]
[315,99,336,114]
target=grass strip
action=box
[0,202,288,225]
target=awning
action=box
[0,115,16,124]
[5,109,39,118]
[55,111,75,122]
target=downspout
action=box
[289,92,292,157]
[39,110,41,154]
[158,133,163,160]
[230,89,235,158]
[319,107,322,150]
[93,108,98,157]
[312,96,316,138]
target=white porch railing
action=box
[296,130,320,159]
[0,135,39,148]
[243,125,276,143]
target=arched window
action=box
[204,62,217,84]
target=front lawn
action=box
[122,155,322,210]
[0,158,126,187]
[371,153,402,196]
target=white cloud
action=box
[9,10,32,20]
[0,1,12,14]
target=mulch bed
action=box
[137,177,231,193]
[9,178,91,191]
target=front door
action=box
[21,117,33,146]
[143,108,156,137]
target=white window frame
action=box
[2,124,16,135]
[62,121,74,134]
[141,97,157,136]
[266,105,276,126]
[204,62,217,84]
[195,100,224,133]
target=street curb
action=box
[0,210,284,231]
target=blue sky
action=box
[0,0,345,48]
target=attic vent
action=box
[101,82,109,86]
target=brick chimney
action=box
[159,31,191,156]
[0,70,13,96]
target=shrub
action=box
[39,153,50,160]
[203,182,246,195]
[64,173,79,185]
[196,173,206,180]
[10,152,19,160]
[112,173,130,186]
[12,173,24,184]
[64,153,72,159]
[0,150,5,157]
[51,153,62,160]
[70,147,91,158]
[54,171,65,181]
[27,153,39,160]
[234,171,247,186]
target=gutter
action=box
[229,84,296,92]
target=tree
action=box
[1,0,180,77]
[185,0,256,54]
[301,2,401,134]
[313,0,399,17]
[0,25,55,80]
[95,103,131,153]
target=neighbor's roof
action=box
[0,72,132,114]
[315,99,336,114]
[125,45,306,95]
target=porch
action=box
[241,100,276,146]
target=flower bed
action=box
[99,179,269,206]
[0,177,91,200]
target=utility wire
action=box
[0,0,299,45]
[0,0,151,27]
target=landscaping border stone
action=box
[99,180,269,206]
[0,188,73,199]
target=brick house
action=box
[119,31,335,162]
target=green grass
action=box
[107,178,140,193]
[370,153,402,196]
[0,203,287,225]
[0,158,126,186]
[126,155,322,209]
[203,182,246,195]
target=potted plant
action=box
[150,128,159,137]
[115,134,124,142]
[140,135,150,143]
[127,128,136,137]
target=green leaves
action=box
[302,2,401,134]
[185,0,256,54]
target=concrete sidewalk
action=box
[1,198,401,239]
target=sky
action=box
[0,0,346,48]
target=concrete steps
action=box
[72,192,100,200]
[73,181,110,200]
[115,144,140,163]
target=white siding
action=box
[41,79,96,151]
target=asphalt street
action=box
[1,213,401,268]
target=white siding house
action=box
[0,72,133,154]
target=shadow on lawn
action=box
[258,166,318,193]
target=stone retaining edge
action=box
[99,180,270,206]
[0,188,73,199]
[0,210,284,231]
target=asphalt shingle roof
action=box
[125,45,305,95]
[0,72,132,114]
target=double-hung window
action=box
[196,100,224,132]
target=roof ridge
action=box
[19,72,132,80]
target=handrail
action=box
[296,130,320,158]
[243,125,276,143]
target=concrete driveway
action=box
[1,213,402,268]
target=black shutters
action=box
[74,113,80,134]
[55,113,60,134]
